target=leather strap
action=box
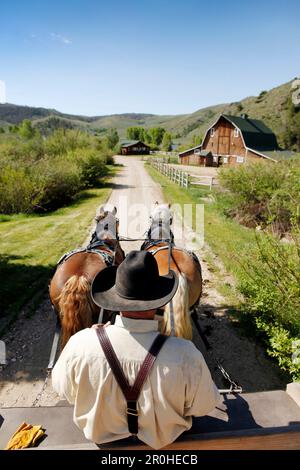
[96,326,167,435]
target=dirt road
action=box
[0,156,284,408]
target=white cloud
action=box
[50,33,72,45]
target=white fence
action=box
[149,159,217,190]
[189,174,218,190]
[150,159,188,188]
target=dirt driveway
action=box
[0,156,285,408]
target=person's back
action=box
[52,251,221,449]
[52,315,220,449]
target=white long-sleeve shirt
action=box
[52,315,221,449]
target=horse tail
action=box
[163,272,193,340]
[57,274,94,349]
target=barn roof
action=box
[120,140,142,148]
[222,114,279,151]
[178,145,202,157]
[200,150,212,156]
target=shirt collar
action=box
[115,315,159,333]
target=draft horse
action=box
[142,203,202,340]
[49,206,125,348]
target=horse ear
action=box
[168,203,171,208]
[112,206,117,215]
[99,206,105,215]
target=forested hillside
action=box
[1,78,299,150]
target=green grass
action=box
[0,168,117,334]
[146,164,257,300]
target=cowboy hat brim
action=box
[91,265,178,311]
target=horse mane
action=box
[95,211,109,223]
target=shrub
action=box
[44,129,91,157]
[0,130,114,214]
[254,320,300,380]
[18,119,36,139]
[218,160,300,234]
[32,158,82,212]
[106,153,115,165]
[239,230,300,379]
[0,166,42,213]
[78,152,108,188]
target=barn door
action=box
[217,121,231,155]
[219,136,230,154]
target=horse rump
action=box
[57,274,95,348]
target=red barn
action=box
[179,114,293,166]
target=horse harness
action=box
[95,325,168,435]
[140,227,174,251]
[145,243,199,272]
[56,239,114,267]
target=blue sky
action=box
[0,0,299,115]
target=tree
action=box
[192,134,203,146]
[162,132,172,151]
[126,126,145,141]
[0,127,5,134]
[106,128,119,150]
[141,128,150,143]
[18,119,35,139]
[148,127,165,146]
[284,97,300,151]
[9,124,19,133]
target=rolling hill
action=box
[0,78,297,147]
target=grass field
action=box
[0,167,117,334]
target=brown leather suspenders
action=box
[96,326,167,435]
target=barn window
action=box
[210,127,215,137]
[236,156,244,163]
[234,128,239,137]
[223,156,228,164]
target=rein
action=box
[57,233,122,268]
[138,221,176,336]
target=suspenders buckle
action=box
[127,407,138,416]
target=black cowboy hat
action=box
[91,250,178,311]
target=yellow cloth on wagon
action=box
[5,422,45,450]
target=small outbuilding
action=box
[120,140,150,155]
[179,147,214,166]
